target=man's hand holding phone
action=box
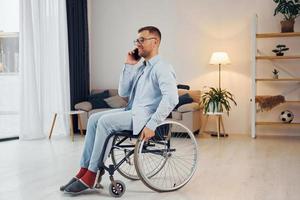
[125,48,141,65]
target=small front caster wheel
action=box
[109,180,126,197]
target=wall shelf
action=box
[285,101,300,103]
[256,78,300,81]
[256,122,300,126]
[256,32,300,38]
[256,56,300,60]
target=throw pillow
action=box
[88,90,110,109]
[174,93,194,109]
[104,95,128,108]
[74,101,93,112]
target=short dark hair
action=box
[138,26,161,40]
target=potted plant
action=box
[201,87,237,114]
[273,0,300,32]
[272,44,289,56]
[273,69,279,79]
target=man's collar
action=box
[144,55,161,66]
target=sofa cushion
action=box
[178,89,201,103]
[108,89,119,97]
[88,90,110,109]
[175,93,194,109]
[171,111,182,120]
[177,102,200,113]
[104,95,128,108]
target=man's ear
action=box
[156,39,161,47]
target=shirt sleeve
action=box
[145,64,179,131]
[118,64,138,97]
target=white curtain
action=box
[19,0,70,140]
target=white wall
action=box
[89,0,300,135]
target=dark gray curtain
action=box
[66,0,90,132]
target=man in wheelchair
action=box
[60,26,179,195]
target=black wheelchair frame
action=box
[97,130,137,177]
[97,128,174,178]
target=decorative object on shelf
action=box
[272,68,279,79]
[279,110,294,123]
[255,95,285,112]
[273,0,300,32]
[201,87,237,114]
[272,44,289,56]
[209,52,231,89]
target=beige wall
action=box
[88,0,300,135]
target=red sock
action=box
[81,170,97,188]
[75,167,88,179]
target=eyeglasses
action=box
[133,37,156,45]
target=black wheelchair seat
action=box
[112,130,139,138]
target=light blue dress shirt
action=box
[118,55,179,135]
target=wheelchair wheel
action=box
[111,135,139,180]
[134,121,198,192]
[109,180,126,197]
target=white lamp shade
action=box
[209,52,231,65]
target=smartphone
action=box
[132,48,141,60]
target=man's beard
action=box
[140,50,149,58]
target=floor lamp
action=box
[208,52,231,137]
[209,52,231,89]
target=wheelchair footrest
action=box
[94,183,104,189]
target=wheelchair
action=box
[95,120,198,197]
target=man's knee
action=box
[87,113,102,127]
[97,115,114,134]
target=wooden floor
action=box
[0,134,300,200]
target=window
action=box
[0,0,19,140]
[0,32,19,73]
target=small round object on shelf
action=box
[279,110,294,123]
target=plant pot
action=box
[273,74,279,79]
[281,19,295,33]
[208,102,221,113]
[276,52,284,56]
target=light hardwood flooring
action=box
[0,134,300,200]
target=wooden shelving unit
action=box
[251,15,300,138]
